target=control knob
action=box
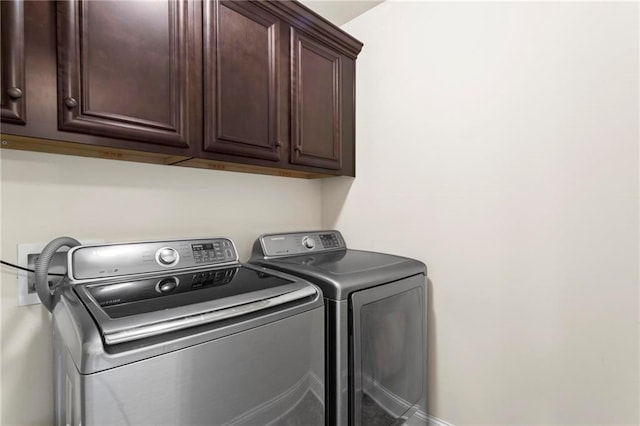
[156,277,179,294]
[156,247,179,266]
[302,236,316,250]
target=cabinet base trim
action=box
[0,134,189,165]
[174,158,331,179]
[0,134,333,179]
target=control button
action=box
[156,247,179,266]
[225,249,233,258]
[319,233,340,249]
[302,236,316,250]
[223,241,230,248]
[156,277,179,294]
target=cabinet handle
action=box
[64,97,78,109]
[294,145,302,153]
[275,141,282,148]
[7,87,23,100]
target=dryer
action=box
[250,230,427,426]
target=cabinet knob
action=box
[294,145,302,153]
[7,87,22,100]
[275,141,282,148]
[64,97,78,109]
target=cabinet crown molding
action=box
[253,0,364,59]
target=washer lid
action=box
[73,264,318,344]
[254,249,426,300]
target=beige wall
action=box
[324,1,639,425]
[0,149,322,425]
[2,2,639,425]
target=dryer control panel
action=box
[258,230,346,257]
[69,238,238,282]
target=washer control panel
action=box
[259,231,345,257]
[69,238,238,281]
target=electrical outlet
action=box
[26,252,68,293]
[17,239,102,306]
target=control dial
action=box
[302,236,316,250]
[156,277,179,294]
[156,247,179,266]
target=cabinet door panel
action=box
[56,0,194,148]
[291,29,342,170]
[204,0,280,161]
[1,0,26,124]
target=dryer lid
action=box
[253,249,426,300]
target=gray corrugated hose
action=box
[35,237,81,312]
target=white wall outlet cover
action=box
[17,239,103,306]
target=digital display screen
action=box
[192,243,214,251]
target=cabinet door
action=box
[203,0,281,161]
[56,0,197,149]
[1,0,26,124]
[291,29,342,170]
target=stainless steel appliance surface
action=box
[47,237,325,426]
[250,230,427,426]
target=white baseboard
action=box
[427,414,456,426]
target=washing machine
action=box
[249,230,427,426]
[37,237,325,425]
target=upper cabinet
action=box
[1,0,26,124]
[290,29,342,170]
[203,0,282,161]
[0,0,362,178]
[56,0,200,150]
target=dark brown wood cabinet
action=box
[290,28,342,170]
[0,0,362,178]
[1,0,26,124]
[203,0,282,161]
[56,0,200,150]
